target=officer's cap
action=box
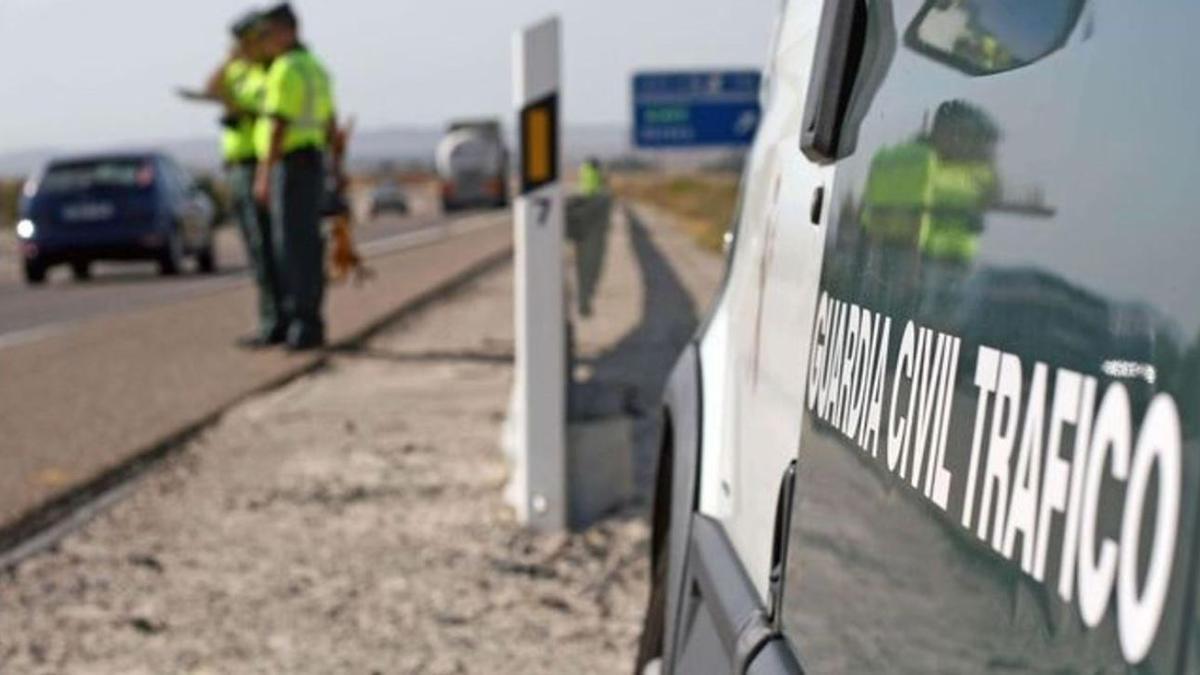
[230,10,263,39]
[261,3,298,27]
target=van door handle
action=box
[810,186,825,225]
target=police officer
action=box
[253,3,340,351]
[215,11,286,348]
[570,157,611,316]
[578,156,605,197]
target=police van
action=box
[635,0,1200,672]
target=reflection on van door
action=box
[777,0,1200,672]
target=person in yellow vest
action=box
[569,157,611,316]
[214,11,286,348]
[859,100,999,316]
[578,156,605,196]
[253,3,340,351]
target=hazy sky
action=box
[0,0,778,155]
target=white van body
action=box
[640,0,1200,672]
[696,0,830,601]
[635,6,833,670]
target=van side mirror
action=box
[904,0,1085,76]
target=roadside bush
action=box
[0,179,22,228]
[611,171,740,253]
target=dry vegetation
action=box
[611,171,740,254]
[1,179,22,228]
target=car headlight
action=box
[15,219,35,240]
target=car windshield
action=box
[37,159,156,195]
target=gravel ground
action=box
[0,265,650,674]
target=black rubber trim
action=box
[746,637,804,675]
[735,611,777,674]
[688,516,772,672]
[767,461,798,631]
[800,0,868,164]
[662,342,703,673]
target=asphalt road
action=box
[0,206,452,346]
[0,200,513,548]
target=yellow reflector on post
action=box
[525,108,551,183]
[520,94,558,194]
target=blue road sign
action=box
[633,70,762,148]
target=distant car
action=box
[369,182,409,218]
[15,152,216,284]
[436,119,510,212]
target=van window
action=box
[38,159,156,195]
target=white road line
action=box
[360,212,506,256]
[0,322,75,350]
[0,214,508,351]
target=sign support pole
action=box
[508,16,566,531]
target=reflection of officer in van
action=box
[955,32,1015,71]
[859,100,999,314]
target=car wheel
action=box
[196,243,217,274]
[70,260,91,281]
[24,261,47,285]
[158,232,183,276]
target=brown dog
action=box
[325,119,374,285]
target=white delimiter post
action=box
[509,16,566,531]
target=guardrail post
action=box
[507,16,567,531]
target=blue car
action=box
[15,152,217,284]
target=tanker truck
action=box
[435,119,510,212]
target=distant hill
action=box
[0,148,62,178]
[346,124,640,171]
[0,138,225,178]
[0,123,742,178]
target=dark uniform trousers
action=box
[229,160,284,340]
[271,147,326,347]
